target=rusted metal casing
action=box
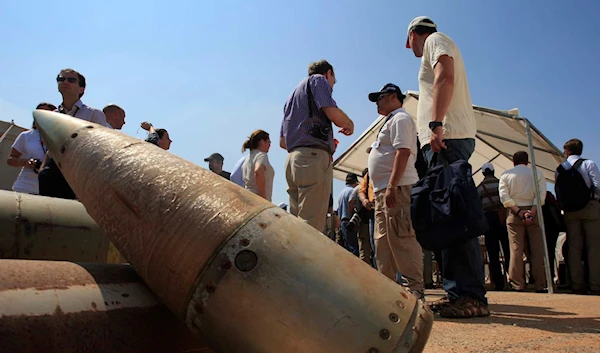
[0,190,124,263]
[34,110,433,353]
[0,259,212,353]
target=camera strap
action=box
[306,77,314,118]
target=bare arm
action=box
[388,149,411,187]
[7,148,33,169]
[432,55,455,123]
[322,107,354,135]
[254,163,266,199]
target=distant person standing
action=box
[103,104,126,130]
[476,162,510,291]
[7,103,56,194]
[555,138,600,295]
[141,122,172,150]
[406,16,488,316]
[204,153,231,180]
[337,173,360,257]
[499,151,547,293]
[280,60,354,232]
[230,155,248,187]
[242,130,274,201]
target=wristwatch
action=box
[429,121,443,131]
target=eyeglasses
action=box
[57,76,78,83]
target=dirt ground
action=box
[422,290,600,353]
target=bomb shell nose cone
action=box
[32,109,98,164]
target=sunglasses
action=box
[57,76,78,83]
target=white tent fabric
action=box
[333,91,564,185]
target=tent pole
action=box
[525,119,554,294]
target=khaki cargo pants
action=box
[374,185,424,292]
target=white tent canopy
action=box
[333,91,564,185]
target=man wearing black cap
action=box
[204,153,231,180]
[337,173,360,257]
[406,16,488,317]
[367,83,424,297]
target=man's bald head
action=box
[103,104,126,130]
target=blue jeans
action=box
[422,139,487,304]
[341,222,359,257]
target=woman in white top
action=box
[6,103,56,194]
[242,130,274,201]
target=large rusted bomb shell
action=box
[0,260,212,353]
[33,110,433,353]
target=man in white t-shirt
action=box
[367,83,423,296]
[406,16,488,317]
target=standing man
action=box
[367,83,423,296]
[406,16,488,316]
[103,104,126,130]
[338,173,360,257]
[477,162,510,291]
[555,139,600,295]
[280,60,354,232]
[38,69,110,199]
[499,151,547,293]
[358,164,377,268]
[204,153,231,180]
[55,69,109,127]
[352,168,374,265]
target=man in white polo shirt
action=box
[367,83,423,297]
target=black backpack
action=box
[411,158,488,251]
[555,159,593,212]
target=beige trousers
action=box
[285,147,332,233]
[507,209,546,291]
[564,200,600,291]
[374,186,424,292]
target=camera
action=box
[346,212,362,232]
[32,159,42,174]
[310,123,331,141]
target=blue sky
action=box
[1,0,598,208]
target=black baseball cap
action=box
[368,83,405,102]
[204,153,224,162]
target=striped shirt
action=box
[280,75,337,154]
[477,175,502,212]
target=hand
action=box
[339,127,353,136]
[523,211,534,223]
[385,186,397,209]
[430,126,447,153]
[140,121,152,131]
[361,198,372,211]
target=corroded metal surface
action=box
[34,110,433,353]
[34,110,272,318]
[186,207,433,353]
[0,260,212,353]
[0,190,124,263]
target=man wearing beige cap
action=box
[406,16,488,317]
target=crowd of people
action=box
[6,16,599,320]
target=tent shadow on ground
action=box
[433,303,600,334]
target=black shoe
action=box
[535,289,548,294]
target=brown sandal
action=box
[439,296,490,318]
